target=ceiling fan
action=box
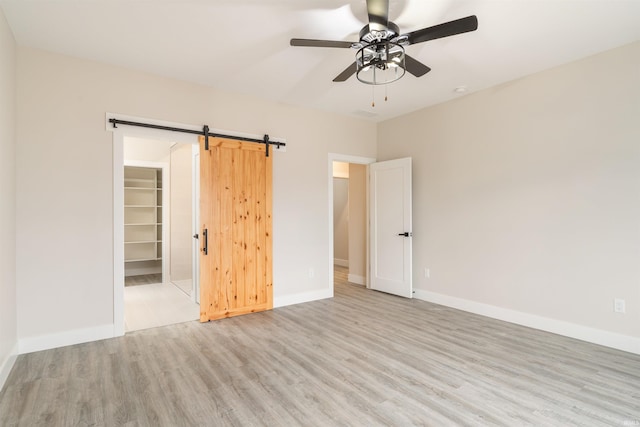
[290,0,478,85]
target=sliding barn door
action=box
[199,136,273,321]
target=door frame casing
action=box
[191,144,200,304]
[110,114,202,337]
[327,153,376,295]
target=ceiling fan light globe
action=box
[356,41,405,85]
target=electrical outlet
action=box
[424,268,430,279]
[308,268,315,279]
[614,298,626,313]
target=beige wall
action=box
[332,162,367,282]
[0,7,17,386]
[15,46,377,343]
[169,143,193,282]
[378,42,640,341]
[333,177,349,265]
[124,137,172,163]
[348,164,366,282]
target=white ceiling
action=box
[2,0,639,122]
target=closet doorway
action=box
[122,137,199,332]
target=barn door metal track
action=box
[108,118,285,156]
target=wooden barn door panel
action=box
[199,136,273,321]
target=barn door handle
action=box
[398,232,411,237]
[202,229,208,255]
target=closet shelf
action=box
[125,257,162,263]
[124,165,163,273]
[124,186,160,190]
[124,177,155,183]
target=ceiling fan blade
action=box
[367,0,390,32]
[405,15,478,45]
[333,62,357,82]
[290,38,354,48]
[403,55,431,77]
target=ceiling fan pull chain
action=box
[372,85,375,107]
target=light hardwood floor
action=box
[334,264,353,287]
[1,280,639,426]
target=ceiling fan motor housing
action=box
[359,21,400,44]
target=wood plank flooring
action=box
[1,280,639,426]
[334,264,355,287]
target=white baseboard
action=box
[18,324,115,355]
[347,274,365,286]
[0,342,18,391]
[333,258,349,267]
[414,289,640,355]
[274,288,333,308]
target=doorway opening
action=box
[328,154,376,293]
[112,115,283,335]
[122,137,199,332]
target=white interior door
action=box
[369,157,412,298]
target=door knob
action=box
[398,232,411,237]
